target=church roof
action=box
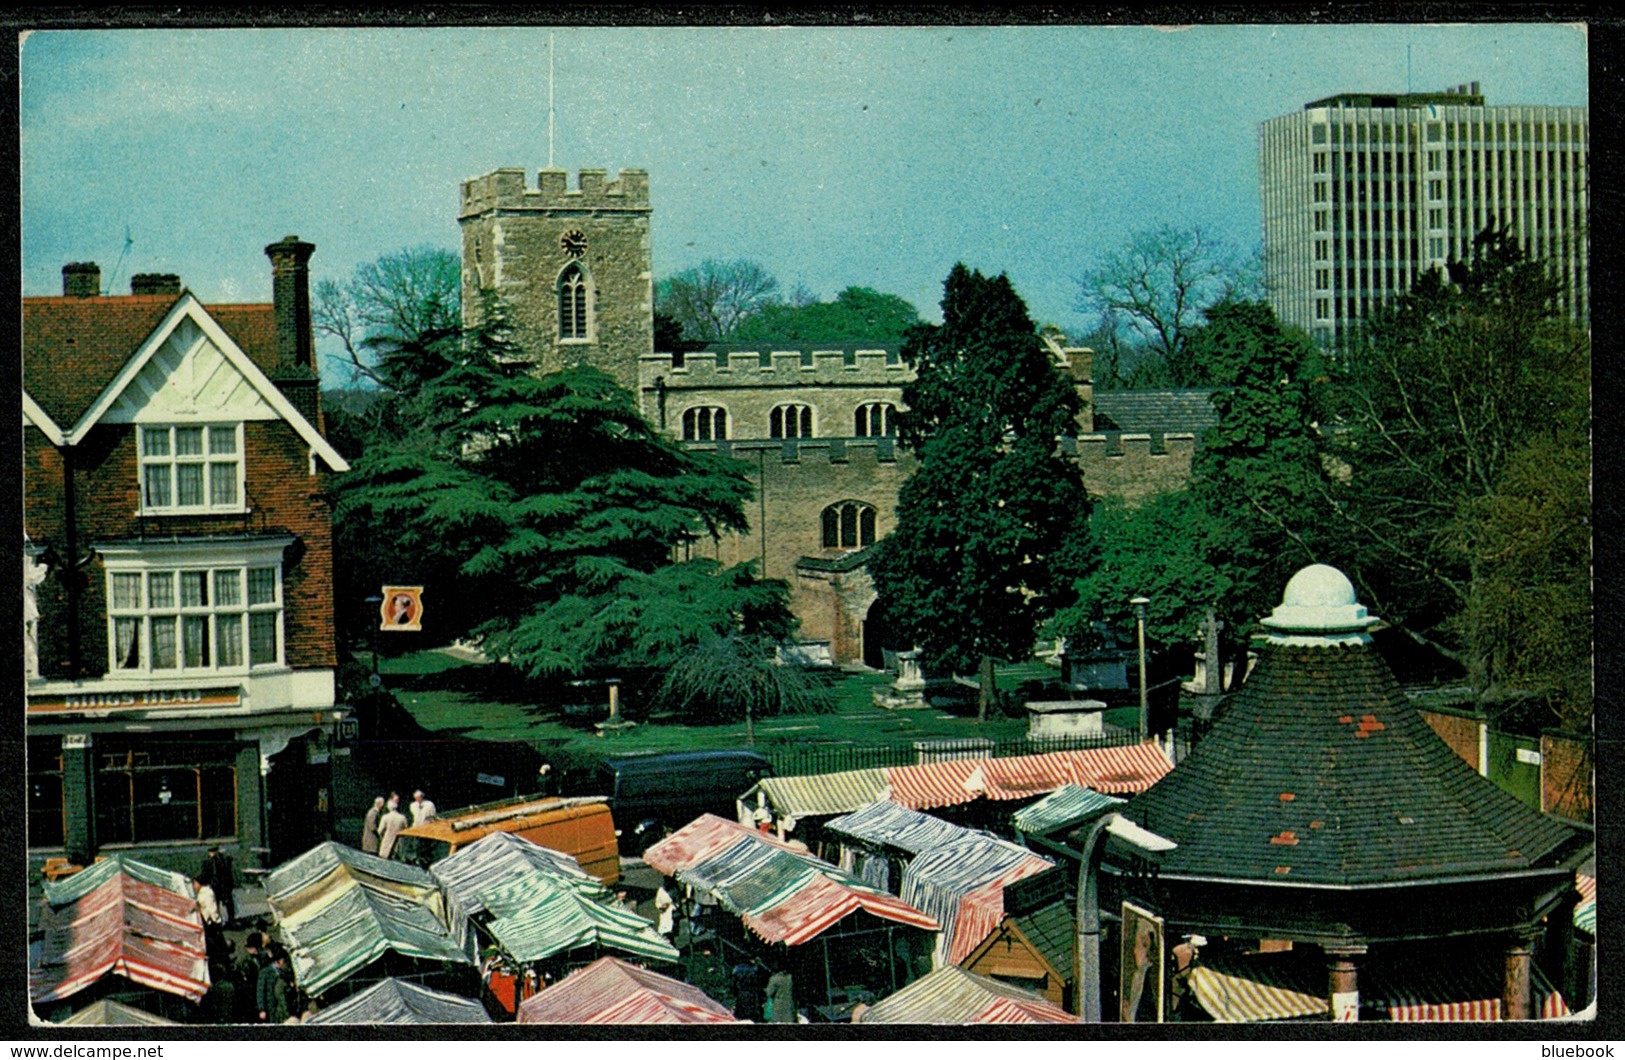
[1112,569,1583,888]
[1090,389,1220,437]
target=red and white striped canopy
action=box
[884,743,1170,811]
[31,866,209,1004]
[517,957,738,1024]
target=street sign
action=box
[380,586,424,631]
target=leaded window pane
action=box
[216,615,243,667]
[215,571,241,607]
[147,572,175,610]
[150,617,177,669]
[180,571,208,607]
[112,574,143,610]
[175,427,204,456]
[209,463,237,506]
[143,429,171,457]
[249,613,278,665]
[176,464,205,507]
[183,616,210,668]
[115,618,141,669]
[208,427,237,454]
[248,568,277,606]
[144,466,172,507]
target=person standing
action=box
[654,878,676,937]
[199,846,237,925]
[409,789,437,827]
[377,798,408,860]
[361,796,385,855]
[257,946,291,1024]
[766,966,795,1024]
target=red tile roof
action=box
[23,295,278,430]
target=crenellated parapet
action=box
[639,348,909,388]
[1067,432,1200,501]
[460,168,651,219]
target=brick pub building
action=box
[24,239,349,878]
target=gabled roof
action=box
[1091,388,1221,436]
[31,856,210,1005]
[305,977,492,1025]
[856,965,1077,1024]
[21,292,346,471]
[265,842,473,997]
[1116,642,1584,887]
[517,957,739,1025]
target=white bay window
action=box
[102,538,289,676]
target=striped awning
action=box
[305,977,492,1025]
[517,957,739,1024]
[266,842,474,997]
[1371,962,1570,1022]
[1574,873,1596,936]
[477,874,679,964]
[1012,784,1126,836]
[56,1000,177,1026]
[857,965,1077,1024]
[31,857,210,1005]
[748,768,890,819]
[900,833,1053,966]
[1188,958,1328,1023]
[1190,950,1572,1023]
[825,800,975,855]
[430,832,676,964]
[885,743,1170,812]
[645,814,938,946]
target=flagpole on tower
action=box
[548,32,556,169]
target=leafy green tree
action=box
[1328,227,1590,722]
[730,286,921,346]
[1053,300,1332,670]
[868,264,1093,721]
[332,298,796,680]
[657,631,836,744]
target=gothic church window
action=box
[558,263,590,341]
[770,404,814,439]
[855,402,897,437]
[822,501,877,550]
[683,406,728,441]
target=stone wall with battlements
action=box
[460,168,653,391]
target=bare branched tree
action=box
[314,245,461,388]
[655,258,781,343]
[1078,226,1258,386]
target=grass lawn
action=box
[371,648,1066,757]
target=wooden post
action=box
[1503,931,1536,1020]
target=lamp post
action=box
[1074,812,1177,1021]
[364,595,383,688]
[1131,596,1150,740]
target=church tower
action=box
[458,167,653,390]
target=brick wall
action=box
[1420,708,1482,771]
[23,419,336,677]
[1541,731,1592,823]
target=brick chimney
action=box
[264,236,320,425]
[62,263,100,298]
[130,273,181,296]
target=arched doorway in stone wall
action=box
[862,598,898,671]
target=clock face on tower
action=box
[560,230,587,258]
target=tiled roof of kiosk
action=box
[1113,567,1582,886]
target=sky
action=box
[20,22,1590,356]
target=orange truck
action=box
[394,794,620,884]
